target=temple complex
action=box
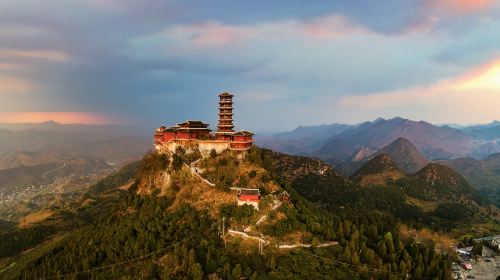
[154,92,254,156]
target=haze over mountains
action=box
[256,117,500,164]
[257,117,500,208]
[0,122,151,220]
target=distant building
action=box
[278,191,290,203]
[154,92,254,157]
[237,188,260,210]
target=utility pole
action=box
[222,217,226,249]
[222,217,225,237]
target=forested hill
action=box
[0,148,462,279]
[261,148,499,230]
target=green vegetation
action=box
[220,203,256,225]
[1,188,453,280]
[0,148,464,279]
[89,160,141,195]
[0,225,55,259]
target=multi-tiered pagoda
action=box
[216,92,235,141]
[154,92,254,156]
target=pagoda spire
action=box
[216,92,235,140]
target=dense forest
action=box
[2,187,452,279]
[0,149,460,279]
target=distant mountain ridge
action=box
[313,117,471,163]
[255,123,351,156]
[0,122,150,165]
[258,117,500,162]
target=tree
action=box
[172,154,183,171]
[312,237,320,248]
[232,264,243,279]
[351,251,360,266]
[190,263,204,280]
[210,149,217,159]
[337,223,345,240]
[343,246,352,263]
[472,242,483,256]
[248,170,257,178]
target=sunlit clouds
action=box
[0,76,32,93]
[0,49,69,62]
[1,1,500,129]
[0,112,114,124]
[337,58,500,124]
[425,0,496,15]
[457,60,500,90]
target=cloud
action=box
[425,0,495,15]
[0,1,499,129]
[336,58,500,124]
[0,76,32,93]
[0,63,23,70]
[0,49,69,62]
[0,112,115,124]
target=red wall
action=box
[239,195,259,201]
[163,132,176,141]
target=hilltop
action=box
[338,137,429,176]
[398,163,482,204]
[0,147,458,279]
[351,154,405,187]
[374,137,429,174]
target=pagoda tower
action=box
[216,92,235,141]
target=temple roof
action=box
[240,188,260,196]
[164,126,179,132]
[219,92,234,97]
[177,120,209,128]
[232,130,254,136]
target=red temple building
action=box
[237,188,260,210]
[154,92,254,156]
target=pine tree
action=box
[343,246,352,263]
[190,263,204,280]
[232,264,243,279]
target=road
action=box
[456,256,500,280]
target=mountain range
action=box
[256,117,500,163]
[0,122,151,221]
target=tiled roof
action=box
[240,188,260,196]
[177,120,209,128]
[232,130,254,136]
[219,92,234,97]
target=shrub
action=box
[248,170,257,178]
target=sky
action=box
[1,0,500,132]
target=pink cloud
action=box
[300,15,367,38]
[0,112,116,124]
[0,49,69,62]
[425,0,495,15]
[0,63,23,70]
[337,58,500,123]
[159,14,367,49]
[0,76,32,93]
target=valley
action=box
[0,122,149,223]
